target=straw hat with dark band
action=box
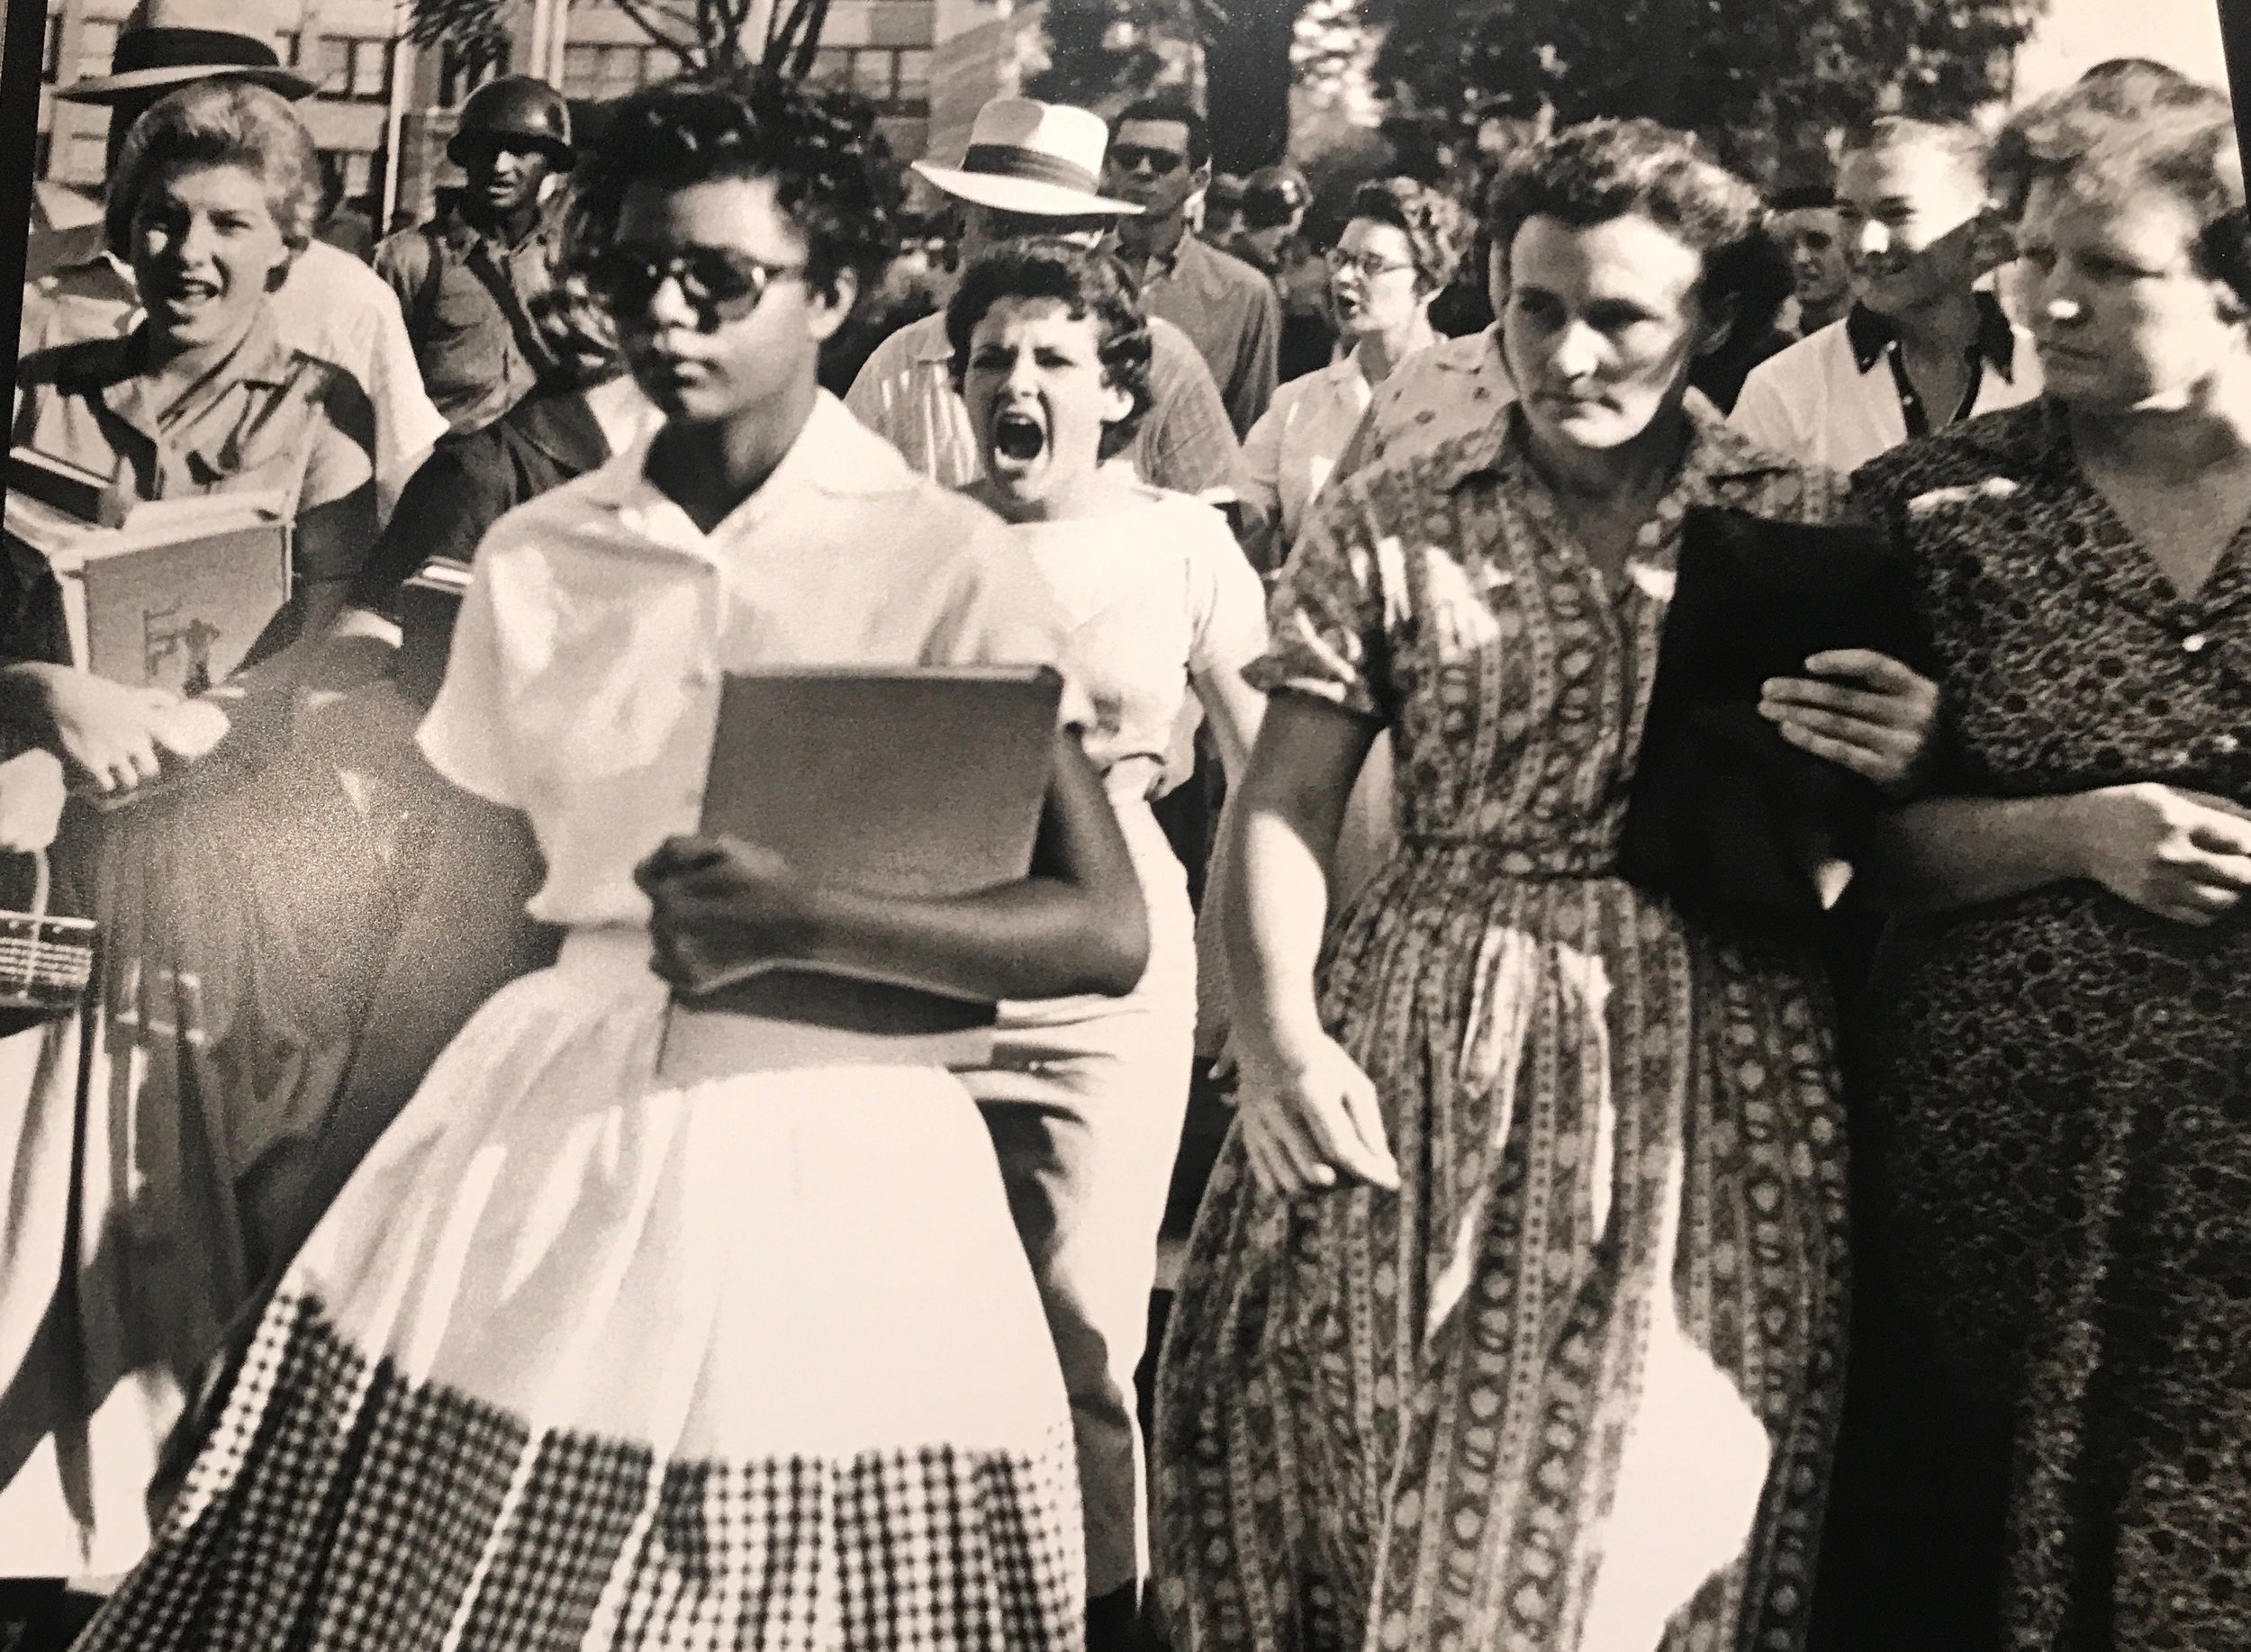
[911,98,1142,219]
[59,0,317,104]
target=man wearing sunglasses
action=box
[844,95,1243,504]
[1106,97,1280,436]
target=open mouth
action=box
[152,277,219,312]
[992,409,1047,465]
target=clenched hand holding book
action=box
[655,666,1062,1082]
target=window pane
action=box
[851,50,893,102]
[350,41,391,100]
[809,48,851,87]
[342,151,375,197]
[600,46,639,97]
[77,21,119,78]
[319,37,352,93]
[43,14,63,79]
[561,43,601,97]
[894,48,930,104]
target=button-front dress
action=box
[1817,402,2251,1650]
[1153,405,1852,1652]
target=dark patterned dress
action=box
[1815,402,2251,1651]
[1153,405,1853,1652]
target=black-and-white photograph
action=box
[0,0,2242,1644]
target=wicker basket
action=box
[0,852,97,1015]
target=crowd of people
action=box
[0,1,2245,1648]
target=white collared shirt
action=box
[1240,349,1373,549]
[1730,301,2044,477]
[419,392,1074,929]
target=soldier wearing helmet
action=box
[375,74,576,436]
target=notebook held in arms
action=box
[1618,506,1935,945]
[655,664,1062,1082]
[4,445,293,698]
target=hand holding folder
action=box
[1618,507,1936,943]
[653,665,1062,1081]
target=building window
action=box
[33,131,53,178]
[895,48,930,106]
[321,37,394,102]
[334,149,376,198]
[276,30,301,67]
[77,20,120,79]
[563,42,662,99]
[805,48,928,116]
[438,40,511,105]
[42,14,63,80]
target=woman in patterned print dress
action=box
[67,72,1149,1650]
[1811,74,2251,1652]
[1152,121,1942,1652]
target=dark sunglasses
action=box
[1109,144,1187,177]
[578,246,806,322]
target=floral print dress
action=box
[1153,405,1852,1652]
[1816,402,2251,1651]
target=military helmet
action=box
[447,75,574,169]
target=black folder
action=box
[1618,507,1935,943]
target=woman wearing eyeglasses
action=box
[1238,178,1473,570]
[1234,179,1471,909]
[72,71,1149,1649]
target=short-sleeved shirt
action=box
[12,308,376,523]
[1006,490,1267,802]
[21,223,447,521]
[375,203,565,438]
[1241,349,1375,552]
[1729,296,2043,478]
[1134,232,1282,437]
[845,310,1245,501]
[420,391,1078,931]
[1328,323,1517,487]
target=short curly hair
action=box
[945,239,1153,464]
[106,79,322,262]
[1343,176,1472,293]
[1987,72,2246,302]
[565,68,901,306]
[1484,118,1767,318]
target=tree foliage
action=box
[1367,0,2048,183]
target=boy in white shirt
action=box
[1731,117,2041,474]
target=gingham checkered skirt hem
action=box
[74,1292,1086,1651]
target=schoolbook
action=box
[1618,507,1935,943]
[393,555,473,707]
[655,664,1062,1083]
[2,473,293,696]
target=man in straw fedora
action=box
[845,95,1244,506]
[20,0,447,522]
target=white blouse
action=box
[1239,353,1374,549]
[419,393,1076,930]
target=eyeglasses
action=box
[578,246,807,322]
[1109,144,1187,177]
[1324,248,1416,282]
